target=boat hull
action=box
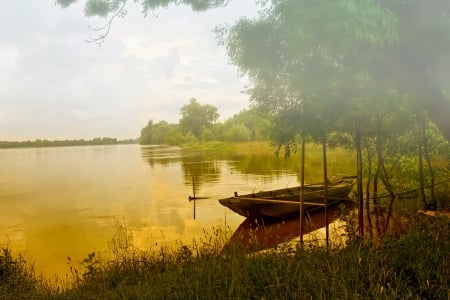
[219,180,354,219]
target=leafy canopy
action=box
[56,0,230,14]
[217,0,450,143]
[179,98,219,138]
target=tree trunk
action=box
[423,119,437,209]
[355,120,364,238]
[417,112,427,210]
[373,115,384,237]
[381,161,395,233]
[363,139,373,239]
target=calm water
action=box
[0,144,301,278]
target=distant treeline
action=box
[140,98,270,146]
[0,137,138,149]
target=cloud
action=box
[0,0,258,140]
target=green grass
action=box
[1,215,449,299]
[181,140,278,156]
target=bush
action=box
[225,124,251,142]
[201,128,216,142]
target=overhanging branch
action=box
[86,0,128,45]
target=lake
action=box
[0,144,304,278]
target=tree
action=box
[140,120,153,145]
[179,98,219,139]
[152,121,183,145]
[225,108,270,140]
[369,1,450,143]
[151,121,171,144]
[225,124,250,142]
[217,0,450,143]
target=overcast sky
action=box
[0,1,259,140]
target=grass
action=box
[181,140,277,156]
[1,215,449,299]
[0,248,53,299]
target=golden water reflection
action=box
[0,144,305,278]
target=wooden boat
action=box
[219,179,354,219]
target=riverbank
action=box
[1,213,449,299]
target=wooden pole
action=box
[322,133,329,249]
[417,112,427,210]
[356,119,364,238]
[192,177,196,199]
[192,177,196,219]
[300,134,305,245]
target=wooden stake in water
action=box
[192,177,196,220]
[322,133,329,249]
[299,135,305,245]
[192,177,196,199]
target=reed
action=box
[0,248,52,299]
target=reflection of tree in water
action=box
[226,154,298,178]
[140,145,183,168]
[180,149,221,193]
[141,146,332,193]
[228,150,355,184]
[140,146,222,193]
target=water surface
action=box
[0,144,301,278]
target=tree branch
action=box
[86,0,128,45]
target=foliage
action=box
[225,124,250,142]
[216,0,450,211]
[138,100,272,145]
[217,0,450,142]
[56,0,230,13]
[151,120,176,144]
[224,107,270,141]
[0,248,50,299]
[200,128,216,142]
[179,98,219,139]
[139,119,153,145]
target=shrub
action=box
[225,124,251,142]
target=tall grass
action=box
[0,248,52,299]
[1,215,449,299]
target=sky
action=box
[0,1,259,141]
